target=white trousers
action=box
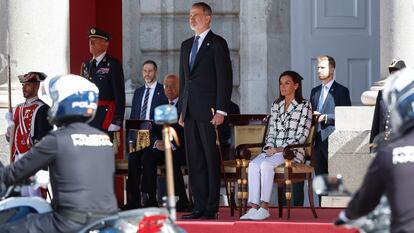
[248,152,284,204]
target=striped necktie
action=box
[140,87,150,120]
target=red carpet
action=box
[176,207,358,233]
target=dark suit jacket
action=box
[310,80,351,141]
[178,30,233,120]
[152,103,186,164]
[129,82,168,143]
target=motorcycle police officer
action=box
[0,74,118,232]
[337,68,414,233]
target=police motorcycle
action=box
[313,175,390,233]
[0,170,52,224]
[0,171,185,233]
[77,104,186,233]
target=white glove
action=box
[5,112,13,124]
[107,124,121,132]
[5,112,14,141]
[32,170,50,189]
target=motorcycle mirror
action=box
[154,105,178,125]
[313,174,344,195]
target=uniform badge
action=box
[97,68,110,74]
[90,28,96,34]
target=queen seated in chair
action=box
[240,70,312,220]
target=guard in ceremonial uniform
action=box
[80,27,125,132]
[9,72,52,162]
[6,72,52,197]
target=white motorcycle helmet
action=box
[382,68,414,133]
[43,74,99,127]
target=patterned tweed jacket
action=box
[264,99,312,163]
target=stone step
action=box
[321,195,351,208]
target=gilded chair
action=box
[221,114,269,217]
[236,114,319,219]
[115,119,153,205]
[274,114,319,219]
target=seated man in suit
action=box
[141,74,190,211]
[124,60,168,210]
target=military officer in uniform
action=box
[80,27,125,133]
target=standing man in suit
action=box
[310,55,351,176]
[124,60,168,209]
[141,74,190,211]
[178,2,233,219]
[80,27,125,133]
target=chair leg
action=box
[308,178,318,218]
[286,182,292,219]
[230,182,235,216]
[277,184,283,218]
[237,179,243,217]
[242,178,248,215]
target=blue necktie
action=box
[189,35,200,71]
[140,87,150,120]
[317,85,327,112]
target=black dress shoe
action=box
[200,211,218,220]
[181,211,203,219]
[176,201,192,212]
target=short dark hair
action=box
[142,60,157,71]
[317,55,336,69]
[276,70,304,103]
[192,2,212,16]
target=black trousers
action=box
[141,148,188,203]
[126,150,144,207]
[315,133,329,175]
[184,118,221,213]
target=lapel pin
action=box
[207,42,210,46]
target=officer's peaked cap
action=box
[88,27,111,41]
[388,59,406,71]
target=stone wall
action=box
[329,106,375,193]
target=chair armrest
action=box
[235,143,265,159]
[283,143,311,160]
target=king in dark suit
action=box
[310,55,352,176]
[81,27,125,132]
[178,2,233,219]
[124,60,168,209]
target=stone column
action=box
[0,0,70,108]
[240,0,290,113]
[380,0,414,79]
[362,1,414,106]
[0,0,70,165]
[239,1,268,113]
